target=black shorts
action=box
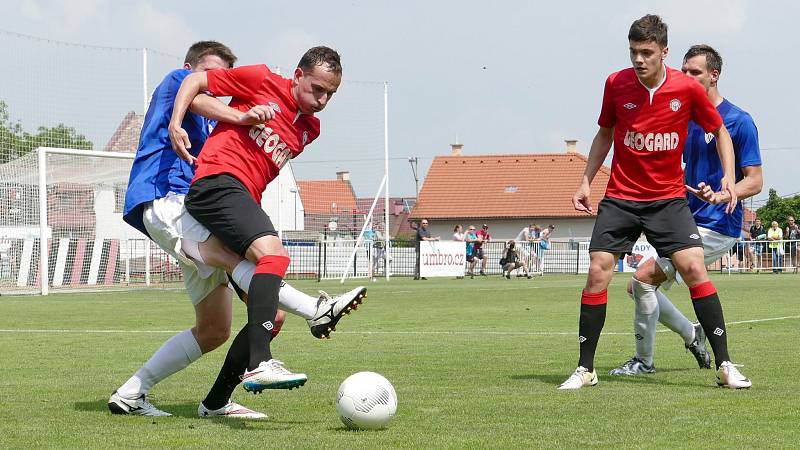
[466,253,475,263]
[473,248,485,260]
[589,197,701,257]
[186,174,277,257]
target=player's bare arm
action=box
[710,125,738,213]
[573,126,613,214]
[687,165,762,205]
[168,71,209,164]
[189,95,276,127]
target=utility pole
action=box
[408,156,419,197]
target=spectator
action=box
[749,218,766,268]
[768,220,783,273]
[501,240,532,279]
[533,224,555,272]
[453,224,465,242]
[473,224,492,276]
[465,225,479,278]
[364,223,389,281]
[784,216,800,269]
[414,219,439,280]
[515,223,538,267]
[737,228,751,270]
[452,225,465,279]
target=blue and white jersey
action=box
[123,69,215,236]
[684,99,761,238]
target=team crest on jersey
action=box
[669,98,682,112]
[268,102,281,113]
[704,133,714,144]
[623,102,637,109]
[302,130,309,146]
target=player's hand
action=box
[573,183,593,214]
[168,123,196,165]
[685,182,715,203]
[237,104,276,125]
[720,176,737,214]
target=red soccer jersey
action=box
[193,64,320,202]
[597,67,723,201]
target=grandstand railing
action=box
[708,239,800,274]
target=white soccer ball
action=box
[335,371,397,430]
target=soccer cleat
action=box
[609,357,656,376]
[479,271,487,276]
[307,286,367,339]
[505,272,511,279]
[242,359,307,393]
[557,366,598,390]
[108,391,171,416]
[716,361,752,389]
[686,323,711,369]
[198,400,267,419]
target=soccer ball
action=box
[335,372,397,430]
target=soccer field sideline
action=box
[1,314,797,335]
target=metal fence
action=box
[708,239,800,274]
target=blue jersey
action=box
[684,99,761,238]
[123,69,214,236]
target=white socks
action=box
[276,280,318,319]
[116,329,202,399]
[655,289,696,346]
[231,260,318,320]
[631,278,658,366]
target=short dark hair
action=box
[184,41,237,68]
[684,44,723,74]
[298,46,342,75]
[628,14,668,48]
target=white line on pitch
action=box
[0,315,797,336]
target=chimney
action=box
[336,171,350,181]
[565,139,578,153]
[451,143,463,156]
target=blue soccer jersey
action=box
[684,99,762,238]
[123,69,214,236]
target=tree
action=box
[756,189,800,227]
[0,101,93,164]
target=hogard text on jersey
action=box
[623,130,680,152]
[248,123,292,168]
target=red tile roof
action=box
[296,179,358,215]
[410,153,611,219]
[104,111,143,153]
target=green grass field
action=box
[1,273,798,449]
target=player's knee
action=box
[679,259,707,283]
[196,322,231,351]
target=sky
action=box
[0,0,797,205]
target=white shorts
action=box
[142,192,229,305]
[656,227,738,289]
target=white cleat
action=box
[307,286,367,339]
[716,361,752,389]
[108,391,171,416]
[198,400,267,419]
[557,366,598,390]
[242,359,307,394]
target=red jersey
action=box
[597,67,722,201]
[475,229,490,249]
[193,64,320,202]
